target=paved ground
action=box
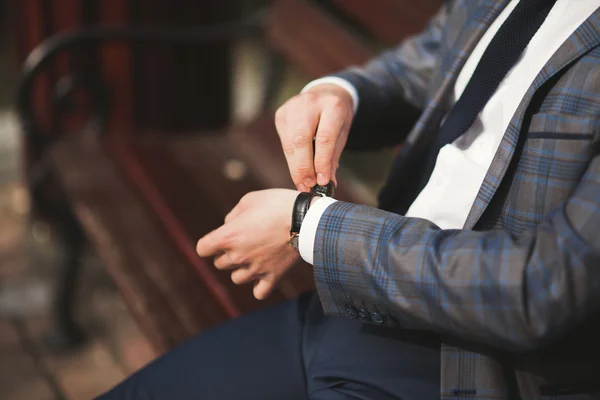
[0,145,158,400]
[0,121,156,399]
[0,22,155,399]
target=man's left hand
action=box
[196,189,300,300]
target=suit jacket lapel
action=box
[384,0,511,213]
[463,8,600,229]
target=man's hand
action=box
[196,189,300,300]
[275,83,354,191]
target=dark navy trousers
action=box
[96,291,440,399]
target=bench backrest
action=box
[267,0,441,77]
[20,0,443,353]
[12,0,235,135]
[14,0,441,138]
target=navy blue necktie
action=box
[379,0,558,212]
[434,0,557,149]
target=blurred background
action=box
[0,1,438,398]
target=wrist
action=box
[301,77,359,113]
[310,196,323,207]
[306,84,354,109]
[290,192,322,234]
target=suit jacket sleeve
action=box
[313,152,600,353]
[335,2,449,150]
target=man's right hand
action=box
[274,83,354,192]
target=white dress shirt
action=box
[298,0,600,264]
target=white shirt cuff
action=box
[301,77,359,114]
[298,196,338,265]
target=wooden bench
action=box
[17,0,441,353]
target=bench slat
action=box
[267,0,374,78]
[115,130,319,302]
[113,135,293,315]
[327,0,442,45]
[51,130,320,352]
[50,137,233,353]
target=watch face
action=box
[289,235,300,252]
[312,181,335,197]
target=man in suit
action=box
[99,0,600,399]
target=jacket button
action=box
[345,306,358,318]
[358,308,370,320]
[371,312,384,324]
[384,316,398,326]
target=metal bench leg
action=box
[45,197,88,351]
[28,167,88,350]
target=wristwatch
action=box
[289,182,335,252]
[312,181,335,197]
[289,192,322,252]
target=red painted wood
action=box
[130,0,235,133]
[14,0,236,136]
[50,0,81,136]
[14,1,54,135]
[329,0,443,45]
[108,136,244,318]
[13,0,56,182]
[99,0,133,134]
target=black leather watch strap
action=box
[291,192,320,234]
[312,181,335,197]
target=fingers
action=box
[214,254,255,285]
[196,227,229,257]
[253,277,275,300]
[314,101,346,186]
[276,95,320,191]
[275,85,354,191]
[213,252,247,270]
[287,104,319,190]
[230,268,254,285]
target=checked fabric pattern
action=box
[316,1,600,399]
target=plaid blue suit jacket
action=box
[313,1,600,399]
